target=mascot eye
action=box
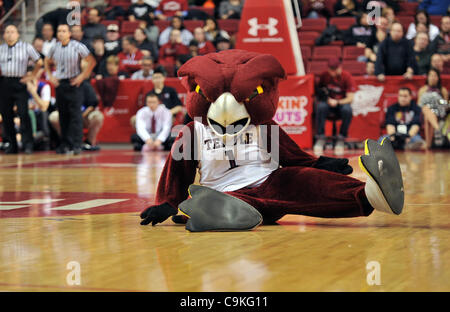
[195,85,210,101]
[245,85,264,103]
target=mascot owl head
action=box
[178,49,286,138]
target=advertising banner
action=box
[94,76,450,146]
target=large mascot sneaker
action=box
[359,139,404,215]
[179,185,263,232]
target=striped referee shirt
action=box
[0,41,41,77]
[47,40,91,79]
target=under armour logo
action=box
[248,17,279,37]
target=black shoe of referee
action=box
[5,147,18,154]
[56,145,71,154]
[4,143,18,154]
[24,146,33,155]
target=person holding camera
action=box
[380,87,426,150]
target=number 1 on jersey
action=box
[225,150,238,170]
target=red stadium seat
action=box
[189,6,214,17]
[430,15,443,27]
[101,20,120,28]
[302,59,308,71]
[109,0,131,10]
[301,46,312,60]
[312,46,342,60]
[444,60,450,72]
[300,40,315,47]
[398,2,419,16]
[121,21,140,36]
[154,20,171,32]
[184,20,204,33]
[342,60,366,75]
[217,19,240,35]
[329,17,356,31]
[343,46,365,59]
[396,16,414,32]
[162,64,176,77]
[307,60,328,75]
[325,0,338,17]
[329,40,344,46]
[300,18,327,32]
[298,31,320,45]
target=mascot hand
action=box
[140,202,178,226]
[313,156,353,175]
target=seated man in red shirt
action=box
[155,0,188,20]
[314,58,356,156]
[117,36,144,75]
[158,29,189,66]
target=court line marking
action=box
[0,199,64,204]
[0,154,94,168]
[0,282,142,292]
[0,205,32,210]
[50,199,129,211]
[0,199,65,210]
[406,203,450,206]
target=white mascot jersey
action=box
[194,121,280,192]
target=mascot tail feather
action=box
[359,139,404,215]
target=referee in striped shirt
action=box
[45,24,96,155]
[0,24,43,154]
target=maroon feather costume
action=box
[152,50,374,223]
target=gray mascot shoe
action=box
[359,139,404,215]
[179,185,263,232]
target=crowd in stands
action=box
[299,0,449,77]
[33,0,240,78]
[0,0,15,20]
[1,0,241,153]
[299,0,450,153]
[0,0,449,154]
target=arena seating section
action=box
[82,0,449,145]
[95,0,447,79]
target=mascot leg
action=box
[227,167,373,221]
[177,139,404,231]
[227,139,404,221]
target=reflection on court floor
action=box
[0,150,449,291]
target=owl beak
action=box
[206,92,251,139]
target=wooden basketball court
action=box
[0,149,449,292]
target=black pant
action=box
[55,80,83,149]
[131,133,174,151]
[34,110,51,151]
[316,101,353,138]
[0,77,34,151]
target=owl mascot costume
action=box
[140,50,404,232]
